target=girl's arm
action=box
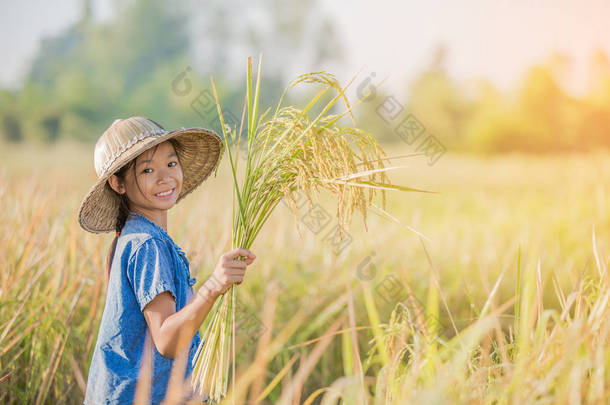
[142,247,256,359]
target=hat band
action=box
[98,129,167,178]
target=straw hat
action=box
[78,116,224,233]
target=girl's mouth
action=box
[154,187,175,199]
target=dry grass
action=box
[1,106,610,403]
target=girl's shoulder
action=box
[117,213,185,266]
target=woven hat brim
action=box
[78,128,224,233]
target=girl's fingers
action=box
[225,248,256,261]
[227,260,247,269]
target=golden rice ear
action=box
[192,56,422,403]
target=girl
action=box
[78,116,256,404]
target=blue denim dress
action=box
[84,212,203,405]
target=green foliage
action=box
[13,0,190,142]
[3,0,345,146]
[10,1,610,154]
[357,48,610,154]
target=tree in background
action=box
[0,0,345,144]
[464,53,578,153]
[2,1,610,154]
[577,49,610,149]
[405,45,471,151]
[464,51,610,153]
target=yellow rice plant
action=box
[190,54,427,403]
[312,232,610,404]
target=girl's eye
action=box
[142,162,176,173]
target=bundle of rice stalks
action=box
[190,54,428,403]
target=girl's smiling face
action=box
[108,140,183,225]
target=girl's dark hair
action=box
[104,138,180,283]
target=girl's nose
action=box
[158,176,171,185]
[157,169,173,184]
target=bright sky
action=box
[322,0,610,96]
[2,0,609,96]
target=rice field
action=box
[1,139,609,404]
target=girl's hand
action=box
[202,248,256,298]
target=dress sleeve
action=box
[127,238,177,312]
